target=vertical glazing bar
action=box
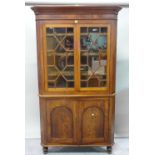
[74,24,80,91]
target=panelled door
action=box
[78,98,109,144]
[46,99,77,144]
[46,98,109,145]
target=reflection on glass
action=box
[46,28,53,34]
[67,54,74,65]
[46,36,57,50]
[54,28,65,33]
[64,36,74,50]
[80,27,108,87]
[64,66,74,81]
[80,34,107,51]
[46,27,74,88]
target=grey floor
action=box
[25,138,128,155]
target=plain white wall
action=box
[25,6,129,138]
[116,8,129,137]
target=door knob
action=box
[91,113,95,116]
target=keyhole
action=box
[74,20,78,23]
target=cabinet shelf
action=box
[81,79,107,82]
[47,50,74,53]
[81,72,107,76]
[48,79,74,82]
[48,71,74,76]
[80,32,107,35]
[47,52,74,56]
[81,52,107,57]
[48,65,74,67]
[47,51,106,57]
[48,72,106,77]
[81,50,106,52]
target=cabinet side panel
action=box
[108,96,115,144]
[39,98,47,145]
[36,21,45,94]
[109,21,117,93]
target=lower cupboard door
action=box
[46,99,77,144]
[79,98,109,144]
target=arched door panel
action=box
[46,99,77,144]
[51,106,73,138]
[82,107,104,138]
[79,99,109,144]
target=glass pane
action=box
[81,81,87,87]
[101,27,107,33]
[46,28,53,34]
[46,36,58,50]
[48,82,55,88]
[67,28,74,33]
[81,27,87,33]
[80,66,90,80]
[88,27,99,33]
[63,36,74,50]
[55,55,66,71]
[46,27,74,88]
[67,53,74,65]
[88,76,99,87]
[80,26,108,88]
[63,66,74,81]
[81,54,87,65]
[67,81,74,87]
[54,28,66,33]
[47,53,55,65]
[56,76,66,87]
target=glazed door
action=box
[78,25,110,91]
[43,24,77,91]
[43,23,110,92]
[46,99,77,144]
[79,98,109,144]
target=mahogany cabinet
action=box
[32,5,121,154]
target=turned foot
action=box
[107,146,112,154]
[43,147,48,154]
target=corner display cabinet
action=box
[32,5,121,154]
